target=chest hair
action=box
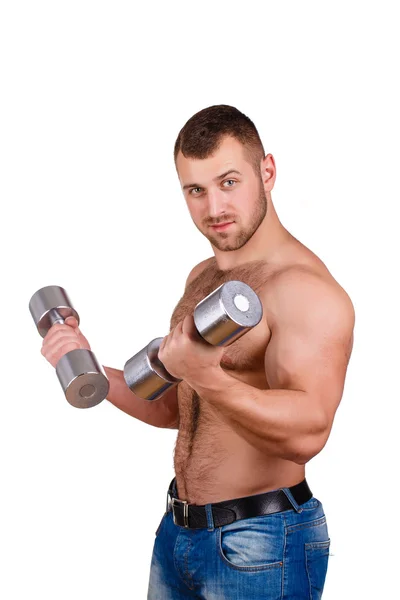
[170,258,269,330]
[171,259,271,453]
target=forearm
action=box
[103,366,179,429]
[192,368,327,463]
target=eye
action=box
[189,187,203,195]
[223,179,236,188]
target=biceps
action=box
[264,328,316,390]
[264,327,349,405]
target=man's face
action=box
[176,136,267,252]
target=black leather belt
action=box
[167,478,313,529]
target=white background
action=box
[1,1,399,598]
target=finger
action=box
[171,320,184,340]
[42,332,80,354]
[182,315,201,343]
[159,335,168,350]
[182,315,196,337]
[43,340,81,366]
[43,329,79,346]
[41,338,79,362]
[43,323,73,343]
[45,339,81,357]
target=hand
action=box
[158,315,225,388]
[41,317,91,368]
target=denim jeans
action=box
[147,482,330,599]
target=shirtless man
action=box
[41,105,355,599]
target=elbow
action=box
[289,421,331,465]
[291,449,318,465]
[290,441,325,465]
[288,442,315,465]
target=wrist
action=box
[188,366,233,395]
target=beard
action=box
[201,185,268,252]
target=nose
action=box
[206,188,227,219]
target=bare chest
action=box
[171,261,271,435]
[169,260,270,372]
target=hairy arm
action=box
[104,366,180,428]
[190,268,355,463]
[115,256,213,428]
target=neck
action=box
[212,197,291,271]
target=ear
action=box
[259,153,276,192]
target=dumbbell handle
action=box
[47,308,66,327]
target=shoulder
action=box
[261,265,355,332]
[185,257,215,289]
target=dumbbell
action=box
[29,286,109,409]
[123,280,263,401]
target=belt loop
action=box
[205,503,215,531]
[281,487,303,513]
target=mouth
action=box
[210,222,234,232]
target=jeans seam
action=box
[305,542,313,600]
[304,539,330,550]
[281,516,287,600]
[173,533,195,591]
[286,515,326,534]
[184,538,195,590]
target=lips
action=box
[210,222,233,231]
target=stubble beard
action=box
[204,186,268,252]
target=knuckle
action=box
[61,342,79,352]
[57,333,77,345]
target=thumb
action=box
[65,316,80,331]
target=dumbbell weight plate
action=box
[194,280,263,345]
[56,349,109,408]
[29,286,79,337]
[124,338,180,401]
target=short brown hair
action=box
[174,105,265,174]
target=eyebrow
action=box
[182,169,242,191]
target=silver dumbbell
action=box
[124,280,263,401]
[29,286,109,408]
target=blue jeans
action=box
[147,483,330,599]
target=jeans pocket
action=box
[305,539,330,599]
[217,515,284,572]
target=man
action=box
[41,105,355,599]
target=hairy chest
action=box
[171,260,275,447]
[170,260,271,373]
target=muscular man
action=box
[41,105,355,599]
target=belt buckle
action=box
[171,497,190,528]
